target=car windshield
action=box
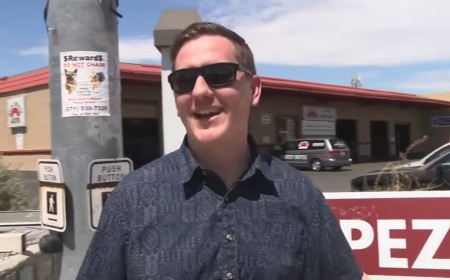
[420,150,450,170]
[424,144,450,164]
[329,138,348,150]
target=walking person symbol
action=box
[48,192,56,214]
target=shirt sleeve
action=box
[76,188,129,280]
[304,189,364,279]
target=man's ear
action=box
[250,75,262,107]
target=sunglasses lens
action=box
[169,63,238,93]
[203,64,236,87]
[169,69,199,93]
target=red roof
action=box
[1,62,449,107]
[0,67,49,94]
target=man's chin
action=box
[189,128,225,145]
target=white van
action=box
[396,142,450,168]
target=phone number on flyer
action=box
[64,105,109,113]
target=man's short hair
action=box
[170,22,257,75]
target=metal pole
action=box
[43,0,123,279]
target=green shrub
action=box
[0,159,31,211]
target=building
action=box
[423,91,450,101]
[1,63,450,172]
[421,92,450,139]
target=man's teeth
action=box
[198,110,219,115]
[195,110,221,118]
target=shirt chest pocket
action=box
[238,218,308,277]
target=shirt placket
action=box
[218,188,239,280]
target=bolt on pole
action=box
[43,0,123,279]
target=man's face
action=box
[173,35,261,145]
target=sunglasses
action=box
[167,62,253,94]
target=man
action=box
[77,22,367,279]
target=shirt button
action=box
[226,272,233,279]
[225,233,233,241]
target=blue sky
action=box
[1,0,450,95]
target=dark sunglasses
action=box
[167,62,253,94]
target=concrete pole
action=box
[43,0,123,279]
[154,10,202,155]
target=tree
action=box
[0,159,31,211]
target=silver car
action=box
[279,138,352,171]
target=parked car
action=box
[351,150,450,191]
[278,138,352,171]
[395,142,450,169]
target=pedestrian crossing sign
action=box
[37,159,67,232]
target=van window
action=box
[306,140,326,150]
[284,139,327,150]
[329,138,348,150]
[284,141,299,150]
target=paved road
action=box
[299,161,391,192]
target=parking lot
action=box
[18,161,392,206]
[300,161,391,192]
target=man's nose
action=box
[191,76,213,98]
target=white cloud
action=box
[117,36,160,62]
[18,37,161,62]
[198,0,450,67]
[17,0,450,68]
[393,69,450,93]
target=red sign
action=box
[298,141,309,149]
[325,191,450,279]
[9,106,22,118]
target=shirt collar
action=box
[176,134,272,184]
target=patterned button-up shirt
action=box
[77,136,363,280]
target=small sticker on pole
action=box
[60,51,110,117]
[87,158,133,231]
[37,159,67,232]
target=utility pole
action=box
[41,0,123,279]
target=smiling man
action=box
[77,22,366,280]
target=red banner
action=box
[325,191,450,280]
